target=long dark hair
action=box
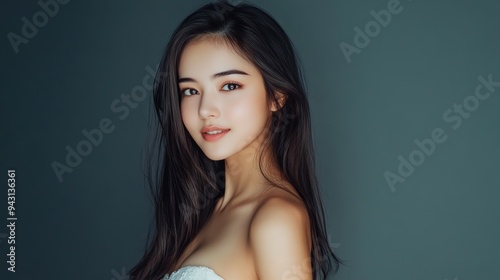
[129,0,342,279]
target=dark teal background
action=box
[1,0,499,279]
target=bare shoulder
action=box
[251,190,310,234]
[248,189,313,280]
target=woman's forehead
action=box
[178,39,255,79]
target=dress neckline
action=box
[164,265,224,279]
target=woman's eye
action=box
[222,82,241,91]
[182,88,198,96]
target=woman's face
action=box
[178,39,277,161]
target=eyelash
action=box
[180,81,242,97]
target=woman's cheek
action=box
[181,106,197,135]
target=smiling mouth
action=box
[204,129,229,135]
[201,129,230,142]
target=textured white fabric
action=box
[161,265,224,280]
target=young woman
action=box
[129,0,341,279]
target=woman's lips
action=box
[201,129,230,142]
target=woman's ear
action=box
[270,92,286,112]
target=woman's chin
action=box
[202,150,230,161]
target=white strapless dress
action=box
[161,265,224,280]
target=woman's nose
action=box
[198,91,220,119]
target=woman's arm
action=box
[249,197,312,280]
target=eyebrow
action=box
[178,69,250,83]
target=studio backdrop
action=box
[1,0,499,279]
